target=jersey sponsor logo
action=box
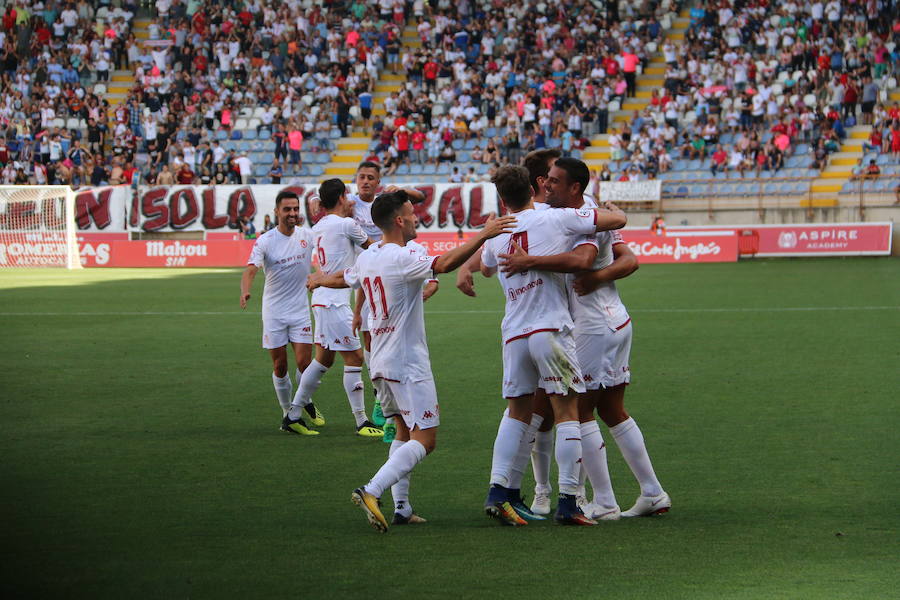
[506,277,544,302]
[576,208,593,218]
[302,327,311,332]
[372,325,396,336]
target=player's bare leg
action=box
[578,390,619,520]
[361,329,389,434]
[597,385,669,516]
[354,421,434,532]
[485,394,533,526]
[528,389,555,514]
[286,342,325,427]
[390,419,428,524]
[269,346,293,417]
[279,344,319,436]
[549,391,596,525]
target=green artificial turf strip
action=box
[0,259,898,599]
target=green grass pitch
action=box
[1,258,898,599]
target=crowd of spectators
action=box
[601,0,900,181]
[0,0,898,189]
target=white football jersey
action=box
[351,194,382,241]
[344,242,438,382]
[567,197,630,332]
[247,227,315,321]
[311,213,368,307]
[481,207,599,343]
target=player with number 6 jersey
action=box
[283,179,383,438]
[307,190,516,532]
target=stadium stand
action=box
[1,0,898,210]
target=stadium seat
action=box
[410,164,424,174]
[423,164,437,174]
[259,129,271,141]
[244,130,258,141]
[396,164,410,175]
[437,163,450,175]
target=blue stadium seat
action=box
[410,163,424,174]
[876,154,891,165]
[486,127,497,138]
[676,185,689,196]
[259,129,271,140]
[476,163,489,174]
[225,141,237,151]
[244,129,257,140]
[464,138,477,150]
[457,151,471,162]
[239,141,251,152]
[451,139,464,150]
[423,163,437,174]
[437,163,451,175]
[396,164,410,175]
[230,130,242,140]
[688,159,703,170]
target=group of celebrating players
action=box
[240,151,670,531]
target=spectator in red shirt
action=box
[710,145,728,176]
[395,125,410,166]
[423,59,439,93]
[411,126,426,164]
[622,49,639,97]
[177,163,195,184]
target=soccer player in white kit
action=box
[507,158,670,518]
[479,165,627,526]
[284,179,383,437]
[308,191,516,532]
[240,191,319,435]
[351,161,438,438]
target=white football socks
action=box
[365,439,426,498]
[580,420,617,508]
[531,429,554,494]
[489,414,528,488]
[508,412,542,491]
[288,359,328,419]
[555,421,583,495]
[610,417,663,497]
[389,440,412,516]
[272,372,292,416]
[344,367,367,427]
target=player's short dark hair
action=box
[371,190,410,230]
[522,148,562,194]
[491,165,531,210]
[357,161,381,174]
[275,190,299,207]
[318,178,346,209]
[553,157,590,195]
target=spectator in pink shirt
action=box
[288,126,303,174]
[622,49,640,97]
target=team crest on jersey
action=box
[576,208,592,218]
[299,240,308,248]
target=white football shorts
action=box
[373,377,440,431]
[313,304,362,351]
[576,321,632,389]
[502,329,586,398]
[262,313,313,349]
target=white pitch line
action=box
[0,306,897,317]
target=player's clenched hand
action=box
[456,267,476,297]
[480,215,517,239]
[240,292,251,309]
[498,241,532,274]
[572,271,602,296]
[306,271,324,291]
